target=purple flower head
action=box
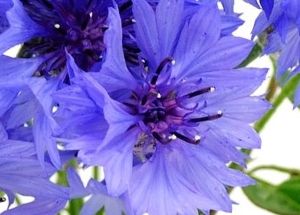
[0,82,74,214]
[0,0,136,76]
[54,0,270,214]
[0,83,78,214]
[250,0,300,105]
[0,1,134,167]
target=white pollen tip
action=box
[168,134,177,140]
[131,18,136,23]
[217,110,223,115]
[157,93,162,99]
[171,59,176,65]
[89,12,93,18]
[194,135,201,141]
[210,87,216,92]
[54,23,61,29]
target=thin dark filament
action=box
[172,132,200,144]
[124,44,141,53]
[189,112,223,123]
[151,57,174,85]
[183,87,215,99]
[119,1,133,12]
[122,18,136,27]
[152,132,164,142]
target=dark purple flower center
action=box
[126,57,223,161]
[19,0,137,77]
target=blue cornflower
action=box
[0,83,71,215]
[249,0,300,105]
[0,0,137,73]
[54,0,270,214]
[0,0,244,169]
[0,61,65,167]
[0,0,134,167]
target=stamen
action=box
[183,86,216,99]
[54,23,61,29]
[152,132,163,142]
[194,135,201,143]
[119,1,133,12]
[188,111,223,123]
[122,18,136,27]
[141,58,149,72]
[151,57,175,85]
[168,134,177,140]
[172,132,200,145]
[124,44,141,53]
[141,95,148,105]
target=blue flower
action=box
[250,0,300,105]
[0,0,137,73]
[0,0,138,168]
[0,62,65,167]
[54,0,270,214]
[0,0,132,167]
[0,83,72,215]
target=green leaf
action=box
[68,198,84,215]
[96,207,105,215]
[243,177,300,215]
[277,177,300,205]
[238,43,263,67]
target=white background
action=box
[1,1,300,215]
[219,1,300,214]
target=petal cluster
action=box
[249,0,300,105]
[54,0,269,214]
[0,0,269,214]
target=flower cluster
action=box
[248,0,300,106]
[0,0,270,215]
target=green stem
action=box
[265,76,277,102]
[93,167,100,180]
[249,165,300,176]
[255,74,300,133]
[15,196,21,205]
[239,43,263,67]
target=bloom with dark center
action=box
[0,1,135,168]
[54,0,270,214]
[0,0,137,77]
[249,0,300,106]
